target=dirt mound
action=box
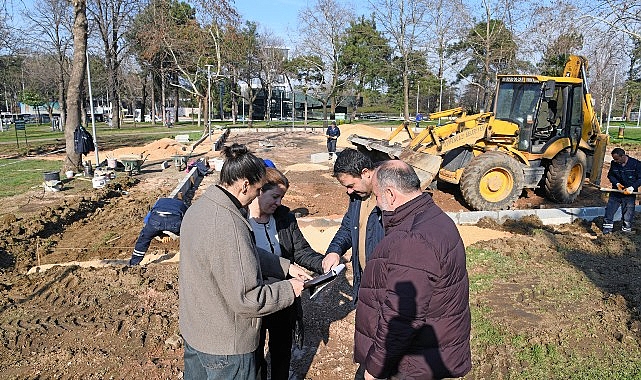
[104,136,218,163]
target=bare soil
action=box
[1,130,640,379]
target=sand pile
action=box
[283,163,331,172]
[319,123,413,149]
[103,135,219,162]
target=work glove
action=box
[617,183,625,190]
[624,187,634,195]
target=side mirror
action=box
[544,80,556,99]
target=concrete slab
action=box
[534,208,575,225]
[311,152,333,163]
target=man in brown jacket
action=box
[354,160,471,380]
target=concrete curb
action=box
[300,206,641,227]
[447,205,641,226]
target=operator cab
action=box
[494,76,583,154]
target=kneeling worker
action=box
[129,197,188,266]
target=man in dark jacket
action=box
[354,160,471,380]
[322,148,385,302]
[603,147,641,234]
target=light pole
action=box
[280,87,284,120]
[416,81,420,115]
[606,68,617,132]
[86,51,99,165]
[637,97,641,129]
[205,65,212,127]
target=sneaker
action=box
[622,228,635,234]
[603,229,612,235]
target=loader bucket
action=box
[398,149,443,189]
[348,134,443,190]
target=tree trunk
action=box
[173,81,179,125]
[57,65,67,130]
[161,67,166,126]
[106,52,120,129]
[150,72,158,125]
[63,0,88,173]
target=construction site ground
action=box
[2,125,641,379]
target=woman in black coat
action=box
[248,167,325,380]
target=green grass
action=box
[0,158,64,197]
[466,246,641,379]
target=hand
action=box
[288,278,305,297]
[364,370,385,380]
[322,252,341,273]
[161,236,171,243]
[617,183,625,190]
[288,263,313,281]
[624,186,634,195]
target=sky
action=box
[233,0,308,44]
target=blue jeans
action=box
[327,139,337,155]
[604,194,636,231]
[184,339,257,380]
[131,212,182,264]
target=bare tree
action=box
[258,33,287,122]
[64,0,88,173]
[22,0,73,128]
[580,0,641,41]
[297,0,354,125]
[424,0,461,112]
[368,0,430,120]
[87,0,138,129]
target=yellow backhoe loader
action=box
[349,55,609,211]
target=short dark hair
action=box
[611,147,625,157]
[376,160,421,193]
[219,143,265,186]
[333,148,374,178]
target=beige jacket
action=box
[179,184,295,355]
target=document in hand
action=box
[304,264,346,299]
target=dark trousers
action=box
[184,339,256,380]
[133,212,182,255]
[604,194,636,230]
[327,139,337,156]
[256,306,295,380]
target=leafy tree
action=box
[538,32,584,76]
[340,16,392,119]
[297,0,353,125]
[0,56,23,113]
[448,19,517,109]
[224,21,261,126]
[283,54,324,125]
[368,0,431,120]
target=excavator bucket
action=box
[347,134,443,190]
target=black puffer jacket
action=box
[272,205,324,274]
[354,193,471,379]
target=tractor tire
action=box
[545,149,586,203]
[460,151,525,211]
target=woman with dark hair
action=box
[248,168,325,380]
[179,143,311,380]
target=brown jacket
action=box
[354,193,471,379]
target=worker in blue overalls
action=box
[129,197,188,265]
